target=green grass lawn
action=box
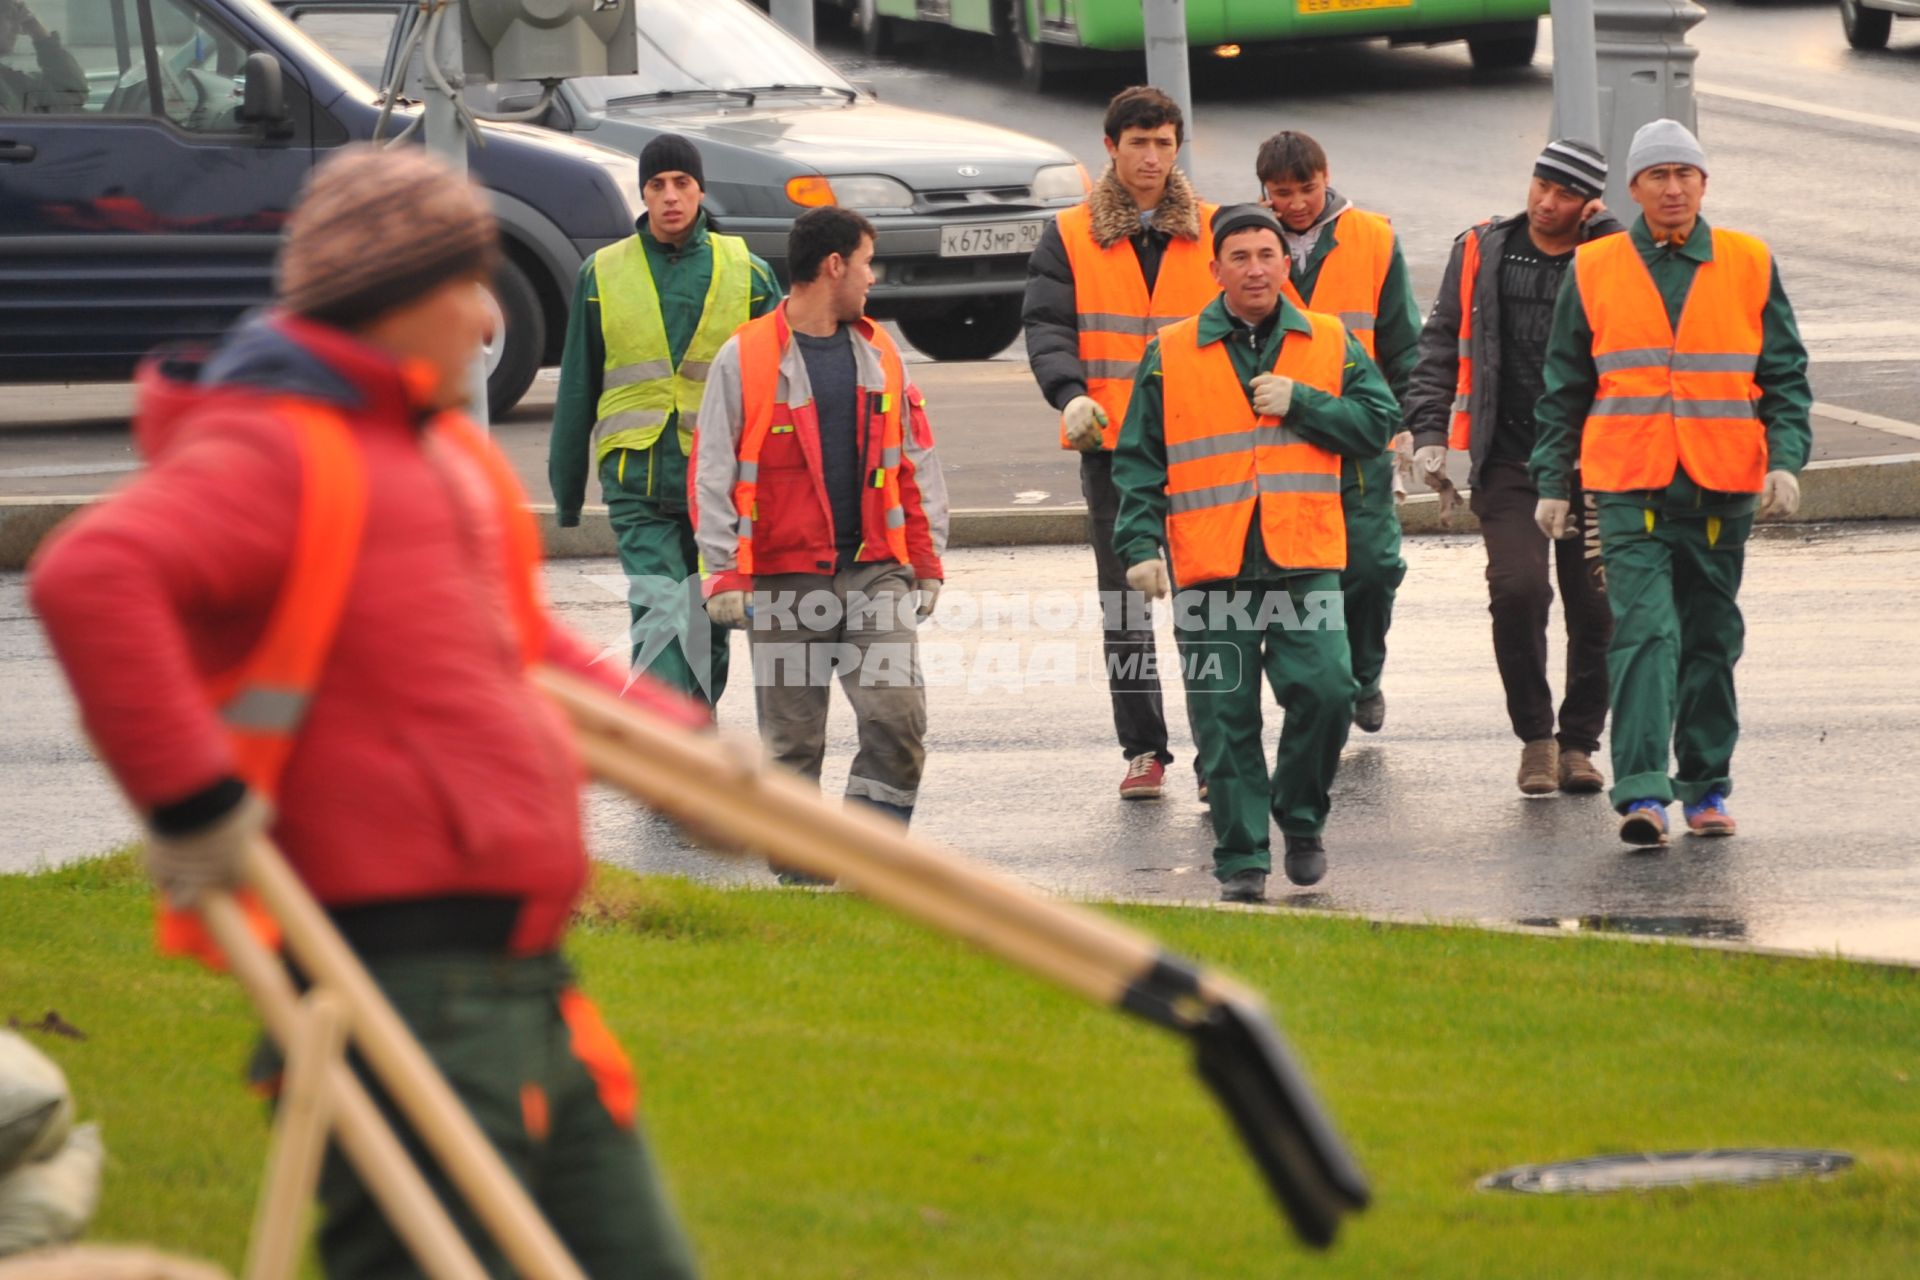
[3,853,1917,1278]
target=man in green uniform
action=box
[1257,132,1423,734]
[1532,120,1812,846]
[1113,206,1399,900]
[550,133,781,705]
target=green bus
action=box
[831,0,1548,90]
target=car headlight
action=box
[824,175,916,213]
[1032,162,1090,202]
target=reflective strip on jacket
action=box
[1057,199,1219,449]
[1447,221,1490,450]
[1573,227,1771,494]
[592,231,751,462]
[1158,310,1349,585]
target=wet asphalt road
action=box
[9,522,1919,964]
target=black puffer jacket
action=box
[1403,209,1624,488]
[1021,166,1207,414]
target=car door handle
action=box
[0,142,36,163]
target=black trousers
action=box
[1470,459,1612,753]
[1080,450,1176,766]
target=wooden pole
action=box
[244,989,346,1280]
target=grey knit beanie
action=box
[1626,119,1707,181]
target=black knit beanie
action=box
[640,133,705,190]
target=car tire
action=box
[1012,1,1057,93]
[486,255,545,420]
[898,297,1024,362]
[1840,0,1893,49]
[1467,23,1539,71]
[856,0,895,57]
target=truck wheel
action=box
[1840,0,1893,49]
[898,297,1023,362]
[1467,23,1539,71]
[856,0,895,57]
[486,256,545,420]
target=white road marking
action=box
[1813,402,1920,443]
[1696,83,1920,139]
[0,462,140,479]
[1011,490,1050,505]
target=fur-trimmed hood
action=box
[1086,165,1203,248]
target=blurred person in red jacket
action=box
[30,145,703,1280]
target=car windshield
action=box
[571,0,851,112]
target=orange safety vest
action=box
[158,401,547,968]
[730,309,912,572]
[1447,222,1491,450]
[1288,207,1396,361]
[1158,311,1349,586]
[1058,200,1219,450]
[1573,228,1771,494]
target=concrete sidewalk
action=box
[9,523,1920,966]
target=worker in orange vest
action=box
[1024,85,1218,802]
[1532,120,1813,847]
[1112,206,1399,900]
[1257,131,1421,737]
[29,147,704,1277]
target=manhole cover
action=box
[1480,1149,1853,1194]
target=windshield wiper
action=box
[748,83,858,102]
[605,88,757,108]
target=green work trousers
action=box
[1175,571,1357,880]
[1340,451,1407,699]
[1596,502,1753,811]
[604,448,729,707]
[308,952,699,1280]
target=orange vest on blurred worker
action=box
[1157,310,1349,586]
[162,403,544,967]
[1573,228,1771,494]
[1446,221,1493,449]
[1058,200,1219,449]
[1286,207,1395,361]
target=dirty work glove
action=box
[1534,497,1572,541]
[914,578,942,622]
[1126,558,1170,601]
[1061,395,1109,452]
[1759,469,1801,519]
[706,590,747,628]
[1414,445,1449,489]
[1249,373,1294,419]
[145,789,270,907]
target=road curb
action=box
[6,453,1919,570]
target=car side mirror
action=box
[495,90,551,123]
[239,52,292,138]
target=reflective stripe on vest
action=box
[592,231,751,463]
[160,402,548,970]
[1448,222,1489,450]
[1574,228,1771,494]
[1297,207,1395,361]
[1159,312,1348,585]
[732,306,911,574]
[1057,200,1219,450]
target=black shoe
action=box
[1282,834,1327,886]
[1219,869,1267,903]
[1353,692,1386,734]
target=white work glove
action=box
[1126,558,1170,601]
[1249,373,1295,418]
[914,578,942,622]
[1534,497,1572,541]
[1414,445,1449,490]
[706,589,747,628]
[145,789,270,906]
[1061,394,1109,452]
[1759,469,1800,520]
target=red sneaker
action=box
[1119,754,1165,800]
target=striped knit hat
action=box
[277,145,499,328]
[1533,138,1607,201]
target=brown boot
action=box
[1517,739,1559,795]
[1558,748,1606,794]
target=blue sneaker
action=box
[1683,791,1738,838]
[1618,799,1669,847]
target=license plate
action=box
[1296,0,1413,13]
[939,220,1046,258]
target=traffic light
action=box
[460,0,638,84]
